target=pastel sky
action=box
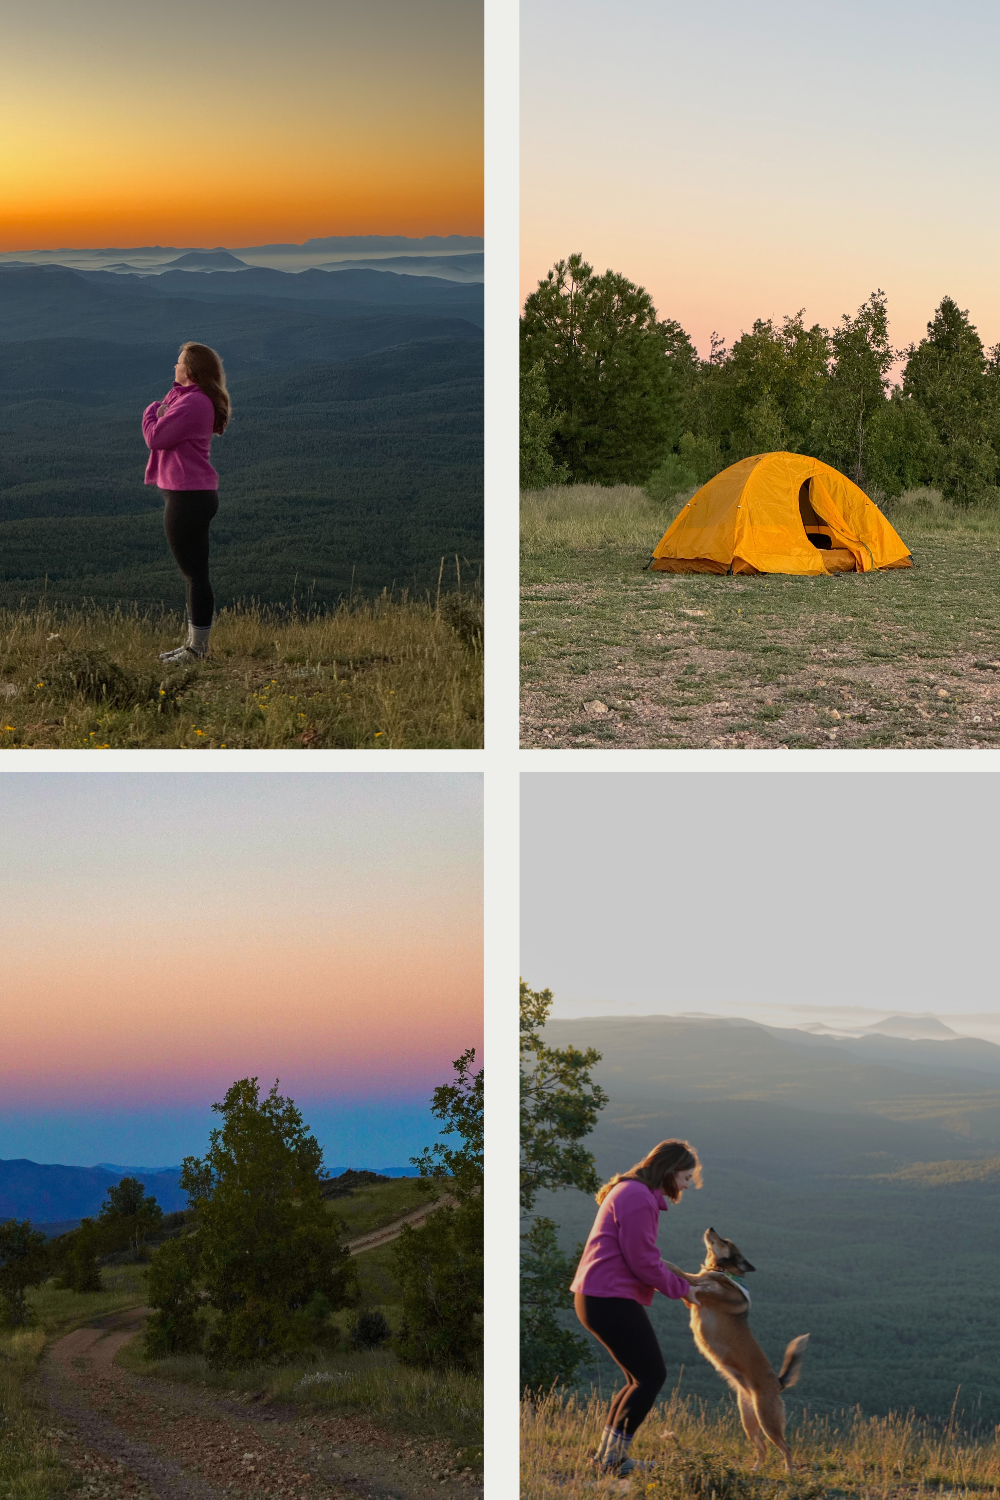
[0,0,482,250]
[522,0,1000,359]
[521,772,1000,1020]
[0,773,482,1167]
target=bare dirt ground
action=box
[520,534,1000,749]
[39,1308,482,1500]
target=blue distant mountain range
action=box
[0,1157,415,1230]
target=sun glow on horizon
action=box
[0,0,482,250]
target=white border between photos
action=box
[0,6,520,1499]
[518,748,1000,770]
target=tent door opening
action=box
[798,479,835,549]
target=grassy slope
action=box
[0,594,482,748]
[329,1177,428,1239]
[520,485,1000,749]
[533,1020,1000,1424]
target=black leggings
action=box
[160,489,219,627]
[575,1293,667,1435]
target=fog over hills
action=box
[0,234,484,280]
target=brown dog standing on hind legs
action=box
[666,1228,809,1473]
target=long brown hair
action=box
[179,341,231,434]
[596,1139,702,1206]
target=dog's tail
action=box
[777,1334,810,1390]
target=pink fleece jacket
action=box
[142,382,219,490]
[570,1179,691,1307]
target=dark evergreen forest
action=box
[0,265,483,608]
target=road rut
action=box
[39,1306,481,1500]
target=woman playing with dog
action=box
[141,342,231,663]
[571,1139,708,1478]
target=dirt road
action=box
[39,1306,482,1500]
[345,1199,457,1256]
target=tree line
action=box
[0,1058,482,1375]
[521,253,1000,505]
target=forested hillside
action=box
[535,1016,1000,1424]
[0,265,483,607]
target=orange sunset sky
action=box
[1,0,482,249]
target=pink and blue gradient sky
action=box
[0,773,482,1168]
[522,0,1000,360]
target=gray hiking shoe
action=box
[158,645,206,664]
[599,1455,656,1478]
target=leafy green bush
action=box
[645,434,721,504]
[54,1219,102,1294]
[394,1198,483,1372]
[352,1309,392,1349]
[143,1235,204,1357]
[0,1221,49,1329]
[520,1216,589,1393]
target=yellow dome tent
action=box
[649,452,912,575]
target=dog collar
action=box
[718,1271,751,1306]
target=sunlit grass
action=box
[521,483,692,554]
[521,1388,1000,1500]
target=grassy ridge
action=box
[522,1389,1000,1500]
[520,485,1000,748]
[0,591,482,748]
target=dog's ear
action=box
[739,1257,756,1274]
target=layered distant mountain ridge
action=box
[0,1157,418,1231]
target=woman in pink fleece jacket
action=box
[571,1138,706,1478]
[142,341,230,663]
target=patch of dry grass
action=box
[521,1389,1000,1500]
[0,592,482,748]
[521,484,692,554]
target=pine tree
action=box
[394,1050,483,1371]
[521,254,698,484]
[902,296,1000,504]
